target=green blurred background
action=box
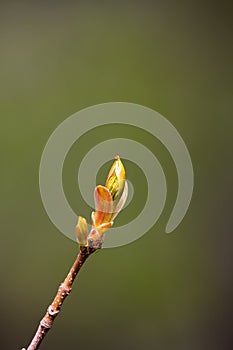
[1,1,233,349]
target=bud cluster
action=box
[75,156,128,249]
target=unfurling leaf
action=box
[112,180,128,220]
[93,185,113,227]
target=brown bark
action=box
[22,246,96,350]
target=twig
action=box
[22,246,96,350]
[22,156,127,350]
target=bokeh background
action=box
[1,1,233,349]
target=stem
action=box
[22,246,96,350]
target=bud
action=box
[75,156,128,250]
[105,155,126,201]
[75,216,88,247]
[91,156,127,232]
